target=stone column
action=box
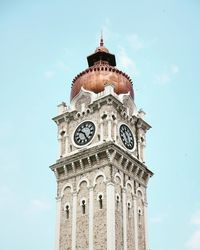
[137,137,142,161]
[107,115,112,141]
[58,135,62,158]
[55,197,61,250]
[140,136,146,163]
[100,120,104,141]
[89,187,94,250]
[72,192,77,250]
[106,182,115,250]
[144,202,149,250]
[113,120,117,141]
[122,188,127,250]
[133,196,139,250]
[64,121,69,155]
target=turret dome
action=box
[70,38,134,101]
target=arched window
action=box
[116,194,120,209]
[82,200,86,214]
[127,201,131,216]
[138,208,142,226]
[99,195,103,209]
[66,205,70,219]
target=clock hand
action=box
[124,132,129,142]
[80,131,87,139]
[125,131,130,143]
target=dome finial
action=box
[100,30,104,47]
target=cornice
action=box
[50,141,153,185]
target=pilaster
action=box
[133,196,139,250]
[89,186,94,250]
[106,181,115,250]
[144,201,149,250]
[55,197,61,250]
[122,188,127,250]
[72,192,77,250]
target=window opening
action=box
[66,205,69,219]
[138,208,142,226]
[116,194,120,209]
[82,200,86,214]
[127,202,131,216]
[60,131,65,136]
[99,195,103,209]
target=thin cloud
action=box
[99,18,119,42]
[154,64,179,85]
[186,209,200,250]
[186,229,200,250]
[191,210,200,225]
[127,33,144,51]
[171,64,179,74]
[117,47,138,75]
[44,70,55,80]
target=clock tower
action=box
[50,38,153,250]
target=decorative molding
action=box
[61,183,73,197]
[50,142,153,189]
[72,192,77,250]
[122,188,127,250]
[93,171,106,187]
[89,187,94,250]
[125,180,134,193]
[106,182,115,250]
[77,177,90,192]
[114,173,123,187]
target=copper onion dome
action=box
[70,38,134,101]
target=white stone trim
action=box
[72,192,77,250]
[77,177,90,193]
[144,202,149,250]
[89,187,94,250]
[100,121,104,141]
[107,115,112,140]
[107,182,115,250]
[113,120,117,141]
[93,172,106,187]
[55,197,61,250]
[61,183,73,197]
[122,189,127,250]
[114,173,123,187]
[70,87,95,110]
[133,197,139,250]
[125,180,134,193]
[136,187,144,201]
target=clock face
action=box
[74,121,95,146]
[119,124,134,150]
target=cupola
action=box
[70,38,134,101]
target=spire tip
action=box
[100,30,104,47]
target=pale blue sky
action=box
[0,1,200,250]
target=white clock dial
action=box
[119,124,134,150]
[74,121,95,146]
